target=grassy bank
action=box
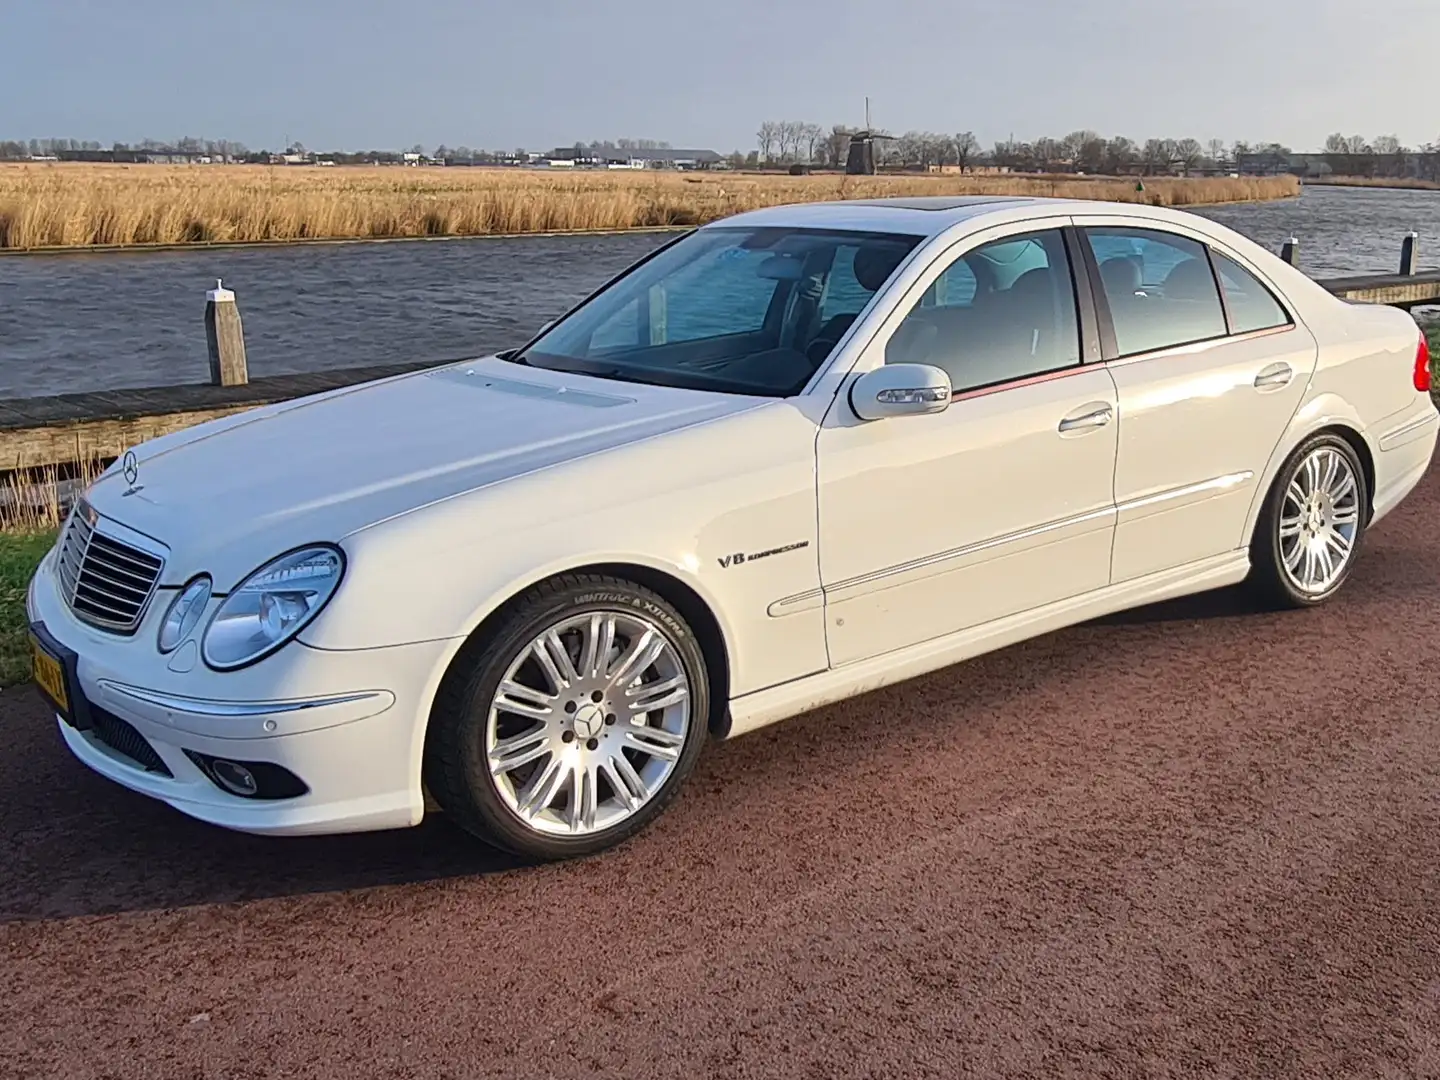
[0,531,55,688]
[0,164,1300,252]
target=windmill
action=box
[845,97,897,175]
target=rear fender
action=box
[1239,391,1376,545]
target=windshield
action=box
[513,225,923,396]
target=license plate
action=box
[30,633,70,715]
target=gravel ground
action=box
[2,470,1439,1079]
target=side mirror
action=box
[849,363,952,421]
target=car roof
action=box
[705,194,1167,239]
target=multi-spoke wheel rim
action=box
[1279,446,1361,595]
[486,611,691,837]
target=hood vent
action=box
[425,367,633,408]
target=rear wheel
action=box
[1250,433,1368,608]
[425,574,709,861]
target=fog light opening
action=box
[183,750,310,800]
[211,759,258,797]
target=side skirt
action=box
[723,550,1251,739]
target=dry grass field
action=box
[0,163,1299,251]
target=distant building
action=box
[1237,150,1440,182]
[549,147,723,170]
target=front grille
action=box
[89,706,173,777]
[55,501,164,634]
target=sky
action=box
[4,0,1439,154]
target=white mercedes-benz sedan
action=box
[27,195,1438,859]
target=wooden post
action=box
[1279,238,1298,266]
[204,279,249,386]
[1401,232,1419,275]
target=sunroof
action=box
[843,195,1035,211]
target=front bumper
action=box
[29,546,458,837]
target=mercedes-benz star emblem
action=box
[121,450,141,495]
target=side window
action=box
[1084,227,1227,357]
[1211,250,1291,334]
[885,229,1081,393]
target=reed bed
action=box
[0,164,1299,251]
[0,456,105,534]
[1305,176,1440,192]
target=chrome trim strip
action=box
[97,682,391,719]
[1378,410,1438,451]
[1115,471,1253,515]
[1101,324,1299,371]
[827,505,1117,598]
[767,589,824,618]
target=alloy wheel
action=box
[1278,445,1362,596]
[485,610,691,836]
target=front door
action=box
[1075,220,1318,582]
[817,223,1120,667]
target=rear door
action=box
[1074,217,1318,582]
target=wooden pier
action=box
[2,237,1438,472]
[1313,269,1440,309]
[0,360,442,471]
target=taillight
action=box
[1416,333,1433,393]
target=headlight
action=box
[157,576,212,653]
[201,546,344,670]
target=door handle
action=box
[1254,362,1293,390]
[1058,404,1113,433]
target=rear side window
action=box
[1211,251,1291,334]
[1084,227,1228,357]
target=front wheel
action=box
[1249,433,1368,608]
[425,574,710,861]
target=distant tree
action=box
[1061,130,1100,166]
[801,122,824,163]
[952,131,980,172]
[1372,134,1401,155]
[1343,134,1370,155]
[1324,132,1349,154]
[1174,138,1204,174]
[823,125,853,169]
[1141,138,1172,174]
[1105,136,1138,173]
[1072,133,1106,173]
[1206,138,1226,164]
[1030,136,1062,171]
[755,122,778,162]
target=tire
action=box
[424,573,710,861]
[1249,432,1368,608]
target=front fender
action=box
[297,401,826,700]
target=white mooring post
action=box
[204,279,249,386]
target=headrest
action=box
[1163,258,1217,302]
[1099,257,1141,295]
[853,244,908,292]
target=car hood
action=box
[85,357,765,586]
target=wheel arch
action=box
[1243,400,1378,546]
[424,560,735,754]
